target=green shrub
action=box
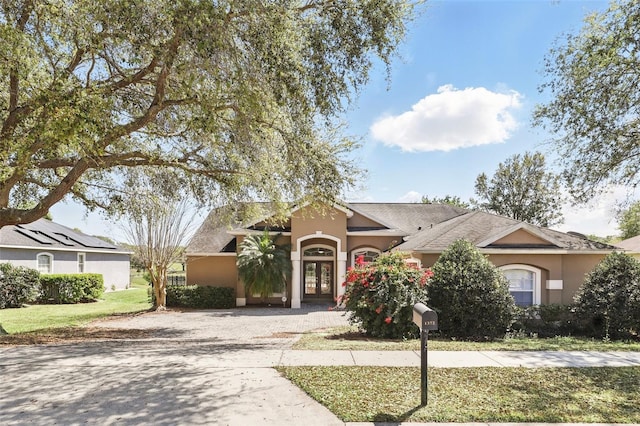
[512,304,579,337]
[429,239,516,340]
[166,285,235,309]
[342,251,431,339]
[0,263,40,309]
[574,251,640,339]
[39,273,104,304]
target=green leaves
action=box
[0,0,415,226]
[429,239,516,339]
[237,231,291,300]
[472,151,563,227]
[534,0,640,202]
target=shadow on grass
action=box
[373,403,424,423]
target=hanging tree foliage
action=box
[0,0,415,227]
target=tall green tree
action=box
[533,0,640,203]
[421,195,470,209]
[618,201,640,240]
[237,231,291,300]
[472,151,563,227]
[0,0,415,227]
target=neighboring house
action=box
[186,202,619,308]
[0,219,130,290]
[616,235,640,259]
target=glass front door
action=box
[303,261,333,298]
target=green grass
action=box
[0,287,151,334]
[294,325,640,351]
[278,366,640,423]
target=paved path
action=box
[1,306,639,425]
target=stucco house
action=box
[0,219,131,290]
[186,202,618,308]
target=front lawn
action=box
[294,325,640,351]
[0,287,151,335]
[278,365,640,423]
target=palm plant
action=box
[237,231,292,300]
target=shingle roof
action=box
[0,219,128,252]
[187,202,615,255]
[616,235,640,252]
[395,210,616,252]
[348,203,467,234]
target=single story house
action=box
[186,202,619,308]
[0,219,130,290]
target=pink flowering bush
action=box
[341,251,432,338]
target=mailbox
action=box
[413,302,438,406]
[413,302,438,331]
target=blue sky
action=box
[52,0,621,239]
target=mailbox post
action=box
[413,303,438,406]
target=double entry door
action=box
[303,261,333,298]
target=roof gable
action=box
[478,223,563,248]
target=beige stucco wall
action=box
[347,236,400,260]
[291,206,347,252]
[493,230,552,245]
[186,255,238,291]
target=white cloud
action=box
[370,84,523,152]
[397,191,423,203]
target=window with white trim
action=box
[351,248,380,266]
[78,253,86,273]
[500,265,542,307]
[37,253,53,274]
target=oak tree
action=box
[472,151,564,227]
[534,0,640,202]
[0,0,414,227]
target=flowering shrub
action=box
[341,251,432,338]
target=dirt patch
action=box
[0,327,155,346]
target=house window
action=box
[37,253,53,274]
[78,253,86,273]
[500,265,542,307]
[303,247,334,257]
[351,248,380,266]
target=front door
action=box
[303,261,333,299]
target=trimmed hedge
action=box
[166,285,235,309]
[39,273,104,304]
[0,263,40,309]
[512,304,581,337]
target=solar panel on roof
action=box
[14,227,53,245]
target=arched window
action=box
[37,253,53,274]
[303,246,334,257]
[351,248,380,266]
[499,264,541,307]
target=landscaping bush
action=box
[0,263,40,309]
[574,251,640,340]
[429,239,516,339]
[39,274,104,304]
[166,285,235,309]
[512,304,580,337]
[342,251,431,339]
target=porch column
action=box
[291,251,301,309]
[337,251,347,305]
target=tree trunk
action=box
[149,266,167,310]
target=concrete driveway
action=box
[0,306,349,426]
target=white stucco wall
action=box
[0,248,130,290]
